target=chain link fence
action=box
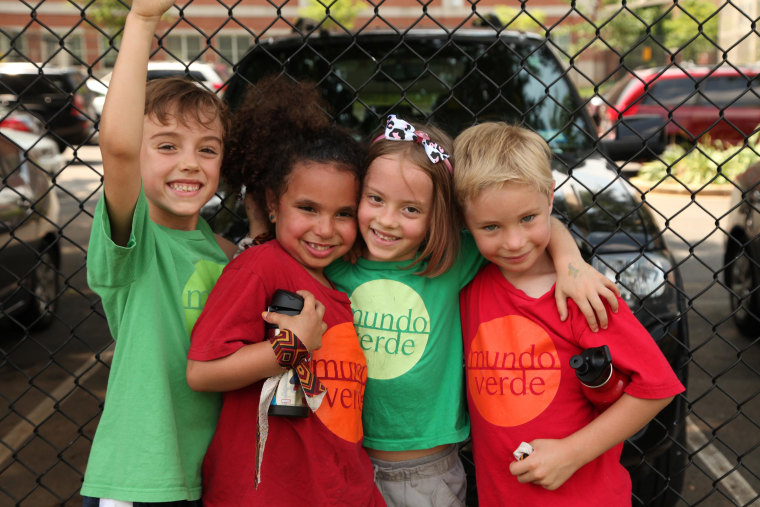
[1,0,759,505]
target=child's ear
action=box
[549,181,556,209]
[265,188,278,219]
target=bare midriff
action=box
[366,444,449,462]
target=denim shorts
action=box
[371,444,467,507]
[82,497,201,507]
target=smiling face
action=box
[268,161,359,285]
[140,113,223,230]
[358,153,434,263]
[464,181,554,282]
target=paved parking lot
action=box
[1,146,758,506]
[641,186,760,506]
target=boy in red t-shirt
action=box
[453,123,685,507]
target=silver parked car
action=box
[0,126,63,329]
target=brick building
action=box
[3,1,749,87]
[0,0,584,77]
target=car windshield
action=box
[230,33,596,154]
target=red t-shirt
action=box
[460,263,685,507]
[189,241,384,506]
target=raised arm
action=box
[99,0,175,246]
[547,217,620,331]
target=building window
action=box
[0,31,27,62]
[43,32,85,66]
[164,33,203,63]
[216,34,251,65]
[99,37,118,69]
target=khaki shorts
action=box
[371,444,467,507]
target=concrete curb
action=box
[627,177,733,196]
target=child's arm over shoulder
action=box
[215,234,238,260]
[99,0,173,246]
[547,217,621,332]
[187,290,327,392]
[509,393,673,491]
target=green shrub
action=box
[638,132,760,185]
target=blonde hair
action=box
[366,120,458,278]
[453,123,554,208]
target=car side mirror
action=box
[600,114,667,162]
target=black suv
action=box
[0,63,97,150]
[217,29,689,507]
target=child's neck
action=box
[303,265,334,289]
[499,251,557,298]
[361,246,418,264]
[147,202,199,231]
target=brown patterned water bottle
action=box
[266,289,309,417]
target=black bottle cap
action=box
[268,289,304,316]
[570,345,612,386]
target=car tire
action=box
[21,246,60,330]
[724,235,760,338]
[630,415,687,507]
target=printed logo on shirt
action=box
[350,280,429,380]
[182,259,226,335]
[313,322,368,443]
[467,315,561,427]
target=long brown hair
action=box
[366,119,459,278]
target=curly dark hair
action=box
[222,75,365,235]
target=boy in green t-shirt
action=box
[81,0,247,504]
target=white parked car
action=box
[87,61,227,117]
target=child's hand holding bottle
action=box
[262,290,327,353]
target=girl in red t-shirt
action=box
[187,76,385,507]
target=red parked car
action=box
[594,65,760,146]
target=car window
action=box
[641,77,698,106]
[701,75,760,107]
[232,36,595,154]
[605,76,638,105]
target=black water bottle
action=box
[266,290,309,417]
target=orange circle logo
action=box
[467,315,561,427]
[312,322,367,442]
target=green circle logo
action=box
[182,259,226,335]
[350,280,429,380]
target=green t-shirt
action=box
[326,233,484,451]
[81,190,227,502]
